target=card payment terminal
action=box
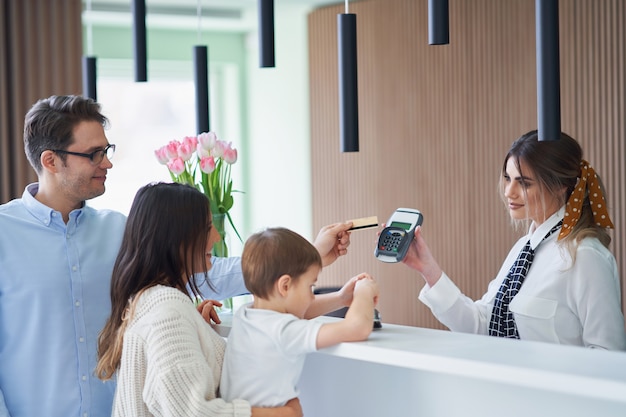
[375,208,423,263]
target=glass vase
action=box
[212,213,233,311]
[212,213,229,257]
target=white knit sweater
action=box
[112,285,251,417]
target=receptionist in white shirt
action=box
[402,130,626,350]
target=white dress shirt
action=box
[419,207,626,350]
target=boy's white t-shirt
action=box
[220,303,324,407]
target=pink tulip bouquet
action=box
[155,132,242,247]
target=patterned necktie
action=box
[488,220,563,338]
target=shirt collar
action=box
[528,206,565,250]
[22,183,84,226]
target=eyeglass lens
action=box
[94,145,115,163]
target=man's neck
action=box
[34,183,83,223]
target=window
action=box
[89,58,243,237]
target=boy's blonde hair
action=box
[242,227,322,299]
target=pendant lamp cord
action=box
[197,0,202,44]
[86,0,93,55]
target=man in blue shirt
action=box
[0,95,352,417]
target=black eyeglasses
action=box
[52,144,116,165]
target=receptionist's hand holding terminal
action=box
[375,208,423,263]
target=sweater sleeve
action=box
[147,362,251,417]
[118,296,251,417]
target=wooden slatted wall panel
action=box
[0,0,83,202]
[309,0,626,329]
[561,0,626,321]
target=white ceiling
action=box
[85,0,345,31]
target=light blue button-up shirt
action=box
[0,184,249,417]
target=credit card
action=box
[347,216,378,231]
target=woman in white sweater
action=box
[96,182,302,417]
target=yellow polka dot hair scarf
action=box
[558,159,614,240]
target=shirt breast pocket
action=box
[509,294,560,343]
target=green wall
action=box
[86,26,246,63]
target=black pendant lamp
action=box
[132,0,147,82]
[338,1,359,152]
[82,56,97,100]
[194,1,210,134]
[428,0,449,45]
[258,0,275,67]
[535,0,561,141]
[194,45,210,134]
[82,0,97,100]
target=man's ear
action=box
[40,150,59,173]
[276,274,292,297]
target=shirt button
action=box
[79,337,85,343]
[82,375,87,381]
[75,301,80,307]
[72,266,77,271]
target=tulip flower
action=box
[212,140,228,159]
[154,147,169,165]
[197,131,217,150]
[222,145,237,164]
[154,131,242,247]
[199,156,216,174]
[167,157,186,176]
[196,143,210,158]
[178,140,195,161]
[165,140,180,160]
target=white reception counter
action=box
[216,315,626,417]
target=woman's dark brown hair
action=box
[96,182,213,380]
[500,130,611,254]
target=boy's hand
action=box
[337,273,368,306]
[354,274,379,306]
[196,299,223,324]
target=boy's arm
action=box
[303,274,363,319]
[252,398,302,417]
[315,278,379,349]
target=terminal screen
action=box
[390,221,412,230]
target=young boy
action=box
[220,227,379,407]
